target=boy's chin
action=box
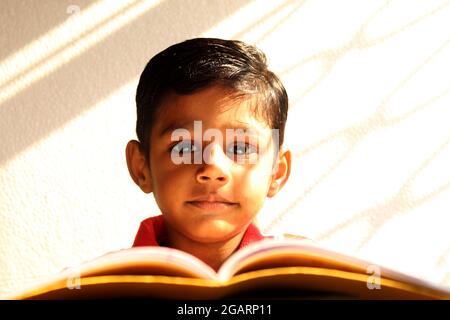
[187,220,244,243]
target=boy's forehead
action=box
[158,118,267,138]
[154,87,271,137]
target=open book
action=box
[9,239,450,299]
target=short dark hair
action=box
[135,38,288,159]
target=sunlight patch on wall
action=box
[201,0,289,39]
[0,0,163,105]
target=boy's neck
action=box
[165,229,246,272]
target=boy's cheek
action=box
[239,186,268,211]
[245,169,272,191]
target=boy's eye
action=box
[227,142,257,156]
[171,141,199,154]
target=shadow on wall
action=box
[0,0,95,62]
[0,0,251,166]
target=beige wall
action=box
[1,0,449,296]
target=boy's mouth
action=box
[187,201,237,210]
[186,194,238,210]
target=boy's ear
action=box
[267,148,291,198]
[125,140,152,194]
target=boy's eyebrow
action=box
[159,120,265,137]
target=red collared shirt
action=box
[132,215,270,249]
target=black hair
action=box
[135,38,288,159]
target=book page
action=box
[217,239,450,294]
[74,247,218,279]
[9,246,218,299]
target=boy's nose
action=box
[196,144,230,186]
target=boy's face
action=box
[127,85,290,245]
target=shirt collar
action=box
[132,215,269,249]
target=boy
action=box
[126,38,292,271]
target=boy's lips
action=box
[186,194,238,211]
